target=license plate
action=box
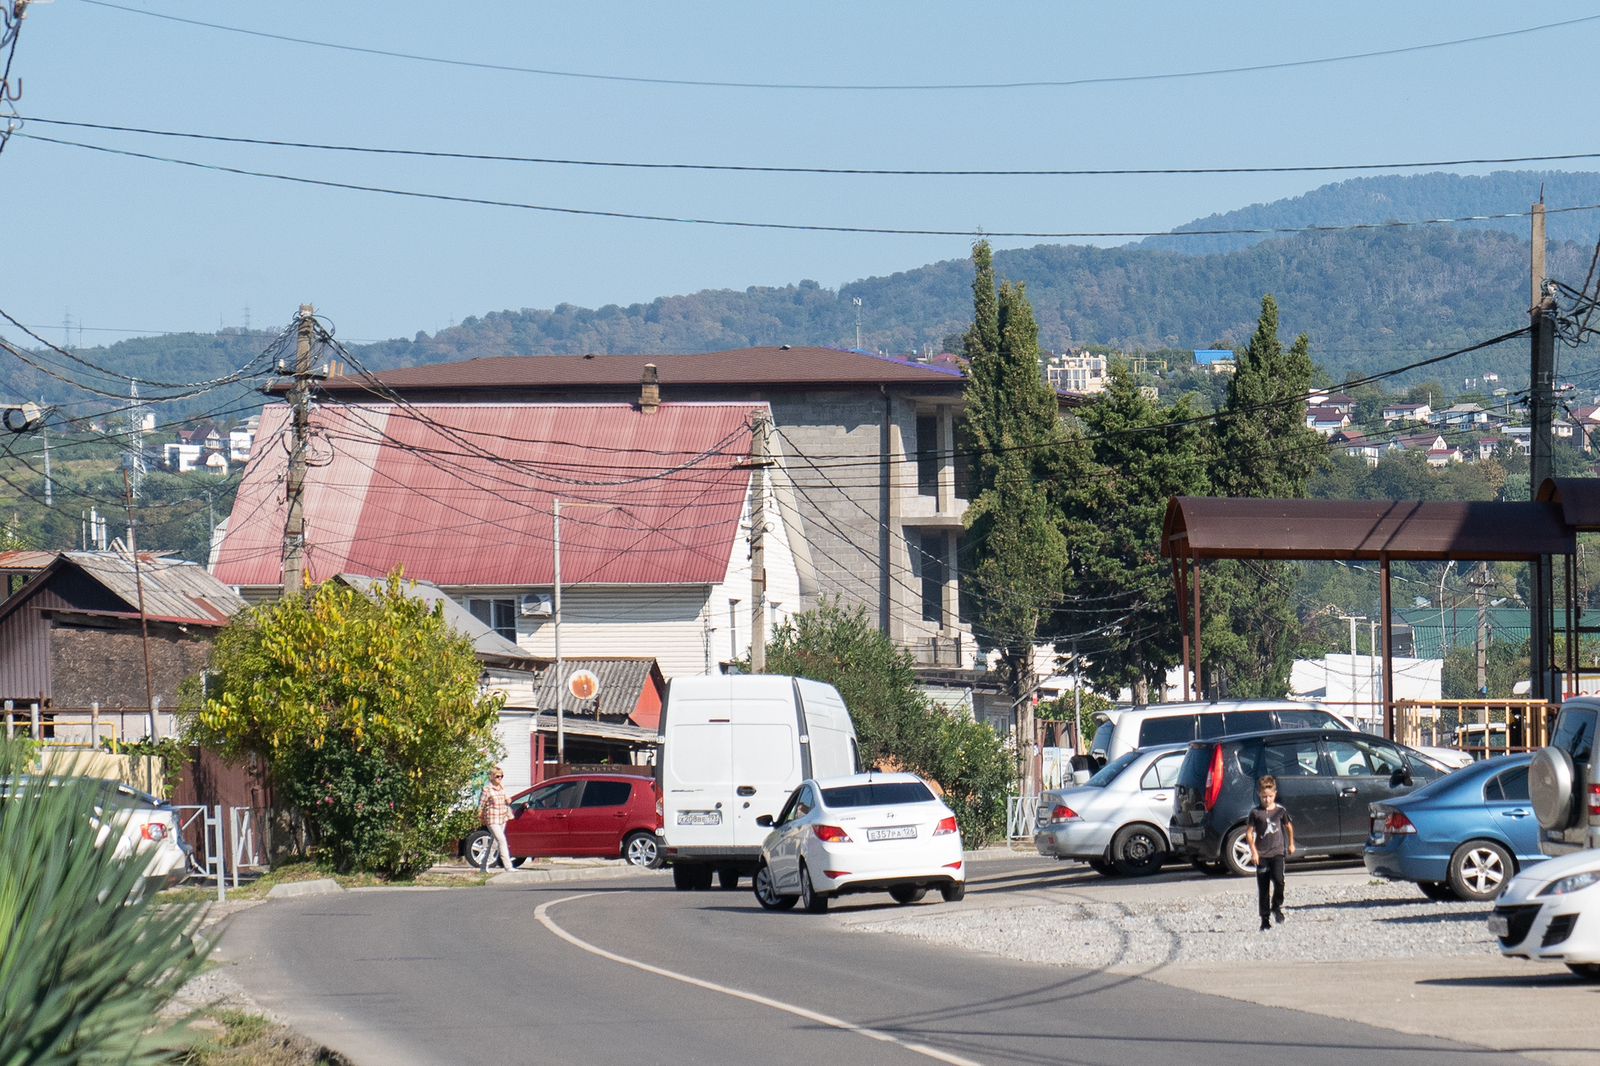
[1487,915,1510,937]
[866,826,917,841]
[677,810,721,826]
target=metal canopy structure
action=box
[1162,494,1580,737]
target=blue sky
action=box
[5,1,1599,345]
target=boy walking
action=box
[1247,774,1295,932]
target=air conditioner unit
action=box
[519,593,554,618]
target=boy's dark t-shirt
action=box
[1248,804,1292,859]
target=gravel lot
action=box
[855,876,1499,969]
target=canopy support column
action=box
[1381,554,1395,740]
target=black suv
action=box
[1530,697,1600,856]
[1170,728,1440,876]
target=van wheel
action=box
[717,868,741,890]
[1448,840,1512,901]
[753,864,797,911]
[1221,827,1256,877]
[889,885,927,905]
[623,832,663,870]
[799,863,829,913]
[1111,824,1166,877]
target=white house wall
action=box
[706,474,801,667]
[504,585,713,679]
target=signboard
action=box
[567,669,601,702]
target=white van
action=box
[658,674,859,890]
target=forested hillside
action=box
[12,171,1600,426]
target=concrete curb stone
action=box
[265,877,344,899]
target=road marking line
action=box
[535,893,983,1066]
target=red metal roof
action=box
[308,347,964,394]
[211,403,760,588]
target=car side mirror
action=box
[756,814,774,827]
[1392,769,1411,788]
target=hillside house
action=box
[1305,406,1350,435]
[285,348,994,669]
[0,551,245,742]
[1331,430,1382,467]
[211,398,802,680]
[1044,351,1107,395]
[1382,402,1432,425]
[228,418,258,463]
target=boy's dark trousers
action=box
[1256,855,1286,917]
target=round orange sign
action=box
[567,669,601,701]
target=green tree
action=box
[960,241,1068,788]
[760,602,1012,845]
[1054,366,1210,700]
[1204,295,1326,698]
[186,574,503,878]
[0,741,210,1064]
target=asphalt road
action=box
[217,858,1537,1066]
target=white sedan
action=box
[1491,847,1600,980]
[751,772,965,913]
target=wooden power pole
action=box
[281,305,316,598]
[1529,205,1558,701]
[749,410,771,674]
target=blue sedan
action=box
[1364,753,1544,902]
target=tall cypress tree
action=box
[960,242,1066,791]
[1203,295,1327,697]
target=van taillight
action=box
[1588,783,1600,818]
[1203,746,1224,812]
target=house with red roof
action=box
[264,346,981,670]
[211,398,802,679]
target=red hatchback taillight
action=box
[1588,783,1600,819]
[1203,745,1225,812]
[140,823,167,842]
[813,824,852,844]
[933,816,959,836]
[1381,811,1416,835]
[1046,805,1080,824]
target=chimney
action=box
[639,363,660,414]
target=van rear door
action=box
[663,718,736,848]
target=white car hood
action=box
[1500,847,1600,901]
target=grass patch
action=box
[158,858,491,904]
[176,1008,347,1065]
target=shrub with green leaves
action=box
[0,742,209,1065]
[186,574,503,878]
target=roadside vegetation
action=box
[0,739,210,1064]
[183,574,503,879]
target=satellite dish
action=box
[567,669,601,702]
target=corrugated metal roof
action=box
[0,550,59,572]
[63,552,246,624]
[1163,497,1573,562]
[529,658,661,716]
[212,402,759,588]
[307,348,963,394]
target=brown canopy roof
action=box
[1163,497,1573,562]
[1537,477,1600,529]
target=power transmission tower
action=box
[281,305,316,598]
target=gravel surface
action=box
[856,879,1499,969]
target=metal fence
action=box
[1006,794,1040,840]
[174,803,269,901]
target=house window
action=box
[916,414,939,498]
[467,598,516,641]
[914,532,948,626]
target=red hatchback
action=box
[462,773,665,870]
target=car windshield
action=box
[821,781,935,807]
[1087,751,1141,787]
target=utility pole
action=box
[749,411,771,673]
[1474,562,1490,696]
[1338,613,1366,724]
[122,468,158,783]
[553,497,565,767]
[853,297,863,351]
[1530,202,1558,701]
[281,305,315,599]
[39,400,51,508]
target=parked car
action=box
[659,674,859,891]
[751,772,965,913]
[1490,847,1600,980]
[1365,753,1544,901]
[1034,744,1187,876]
[1170,728,1441,876]
[1530,696,1600,856]
[0,775,191,895]
[461,772,664,870]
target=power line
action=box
[26,116,1600,178]
[77,2,1600,93]
[20,131,1600,241]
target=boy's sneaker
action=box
[1259,917,1271,932]
[1273,908,1286,925]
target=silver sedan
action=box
[1033,744,1187,876]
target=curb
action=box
[488,864,666,885]
[265,877,343,899]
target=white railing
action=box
[174,803,269,900]
[1006,794,1041,840]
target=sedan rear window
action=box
[1088,751,1141,787]
[821,781,935,807]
